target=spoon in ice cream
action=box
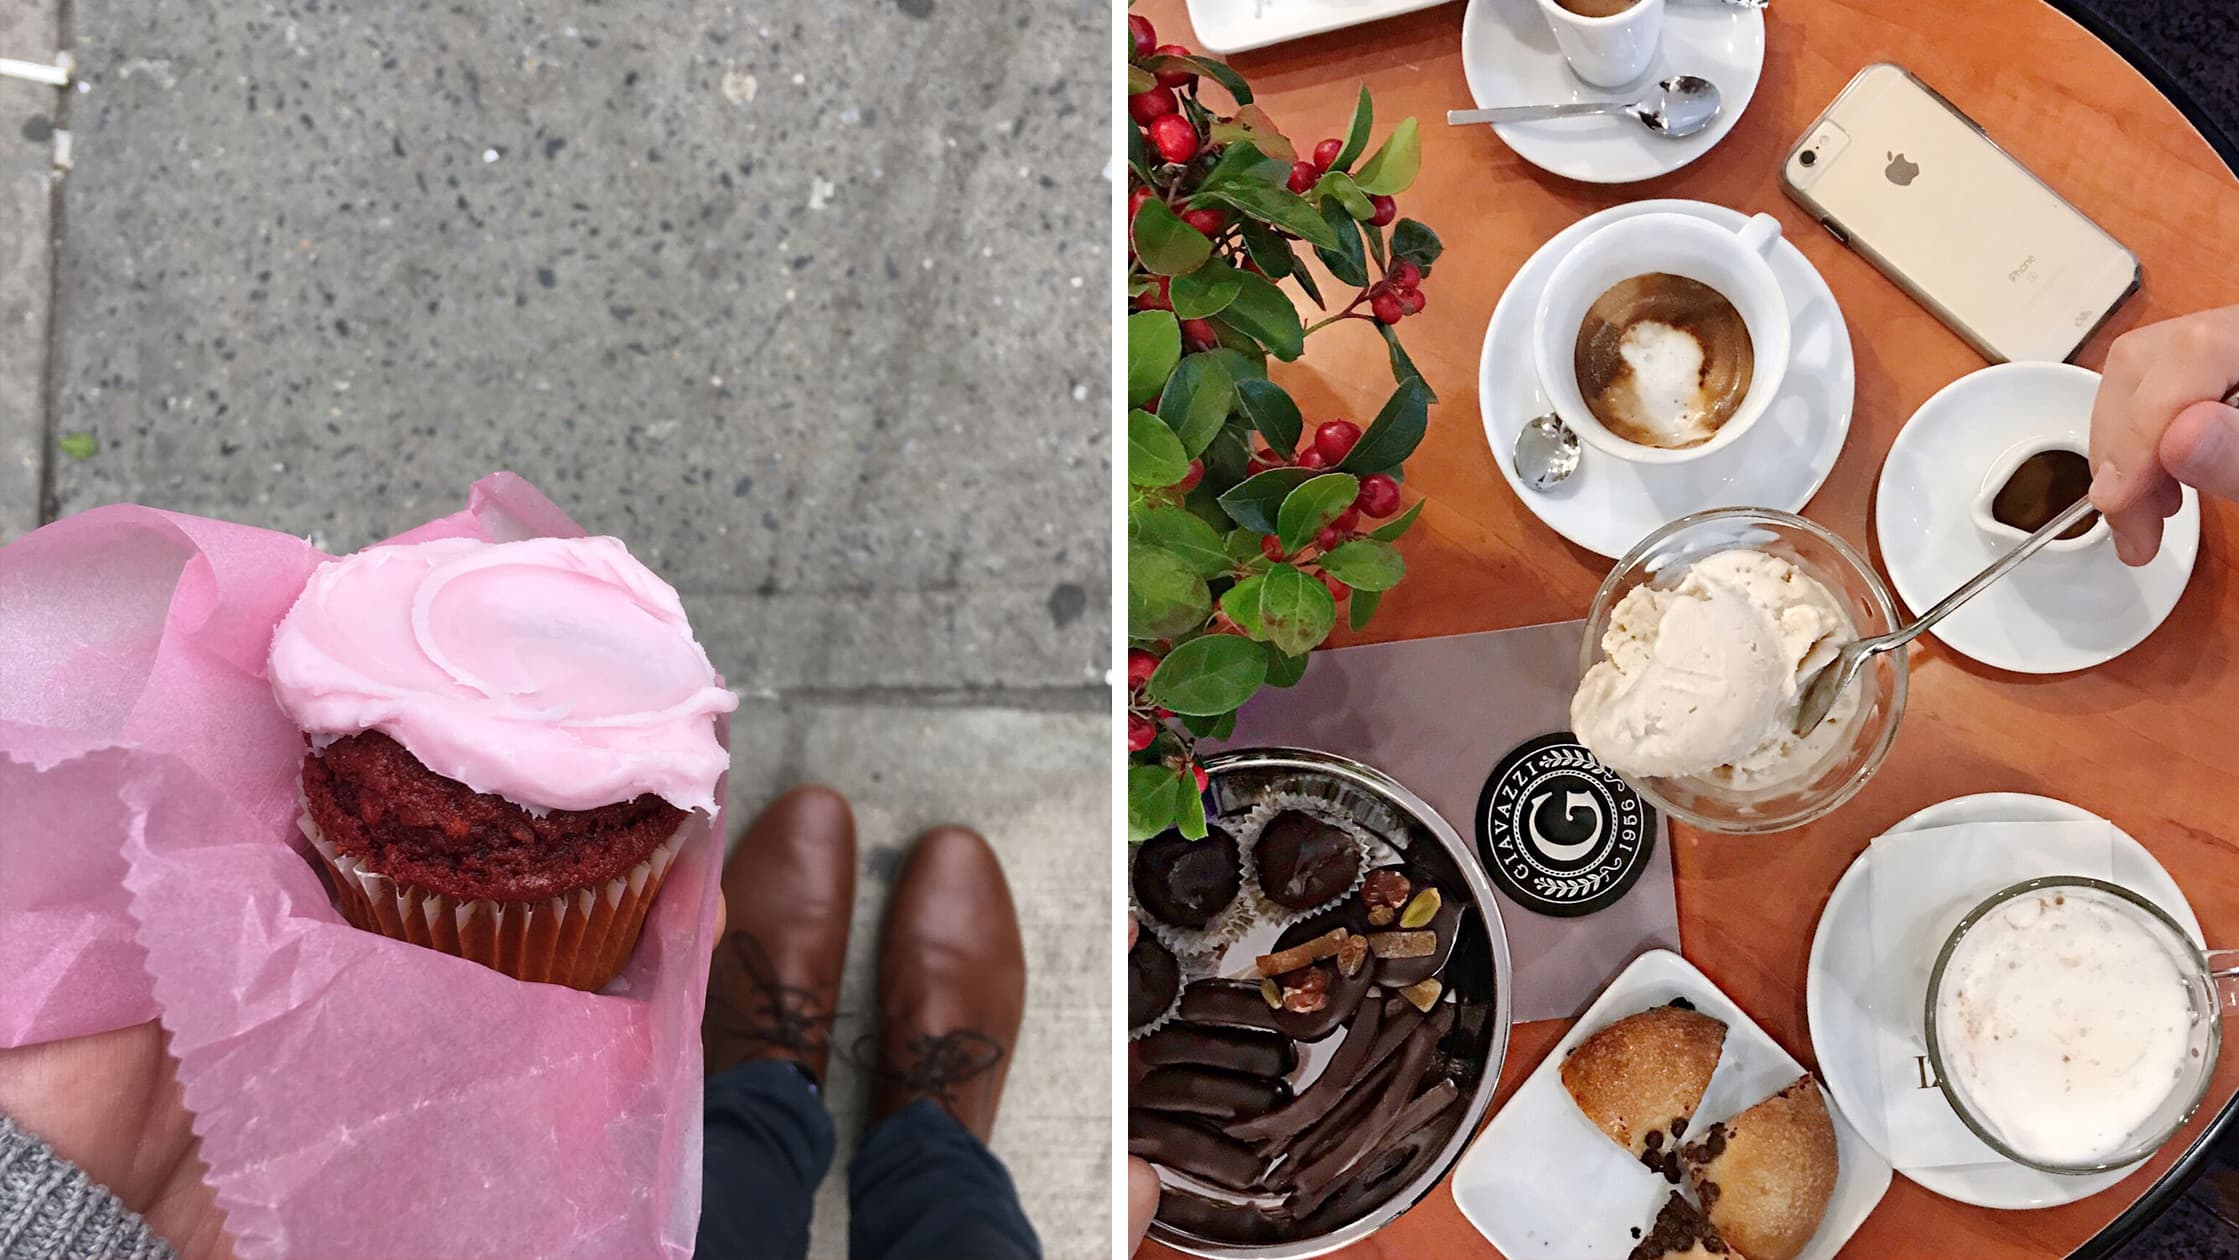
[1790,495,2097,735]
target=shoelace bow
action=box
[706,932,832,1058]
[847,1028,1006,1113]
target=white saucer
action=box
[1455,949,1890,1258]
[1478,198,1854,560]
[1874,362,2200,674]
[1185,0,1458,55]
[1806,793,2204,1210]
[1459,0,1763,184]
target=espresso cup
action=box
[1535,0,1664,89]
[1533,212,1790,466]
[1925,877,2236,1174]
[1971,437,2111,562]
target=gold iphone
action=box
[1780,63,2138,364]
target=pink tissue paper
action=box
[0,474,720,1259]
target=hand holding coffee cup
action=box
[1537,0,1664,89]
[1533,212,1790,466]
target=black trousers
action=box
[697,1061,1041,1260]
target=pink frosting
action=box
[268,536,737,813]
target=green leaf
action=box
[1349,588,1384,632]
[1219,574,1267,639]
[1175,777,1209,840]
[1194,142,1289,200]
[1216,272,1306,361]
[1206,104,1295,162]
[1128,765,1186,842]
[1157,353,1236,458]
[1223,528,1268,565]
[1263,644,1310,687]
[1128,409,1189,487]
[1362,222,1387,269]
[1334,85,1374,169]
[1257,563,1337,656]
[1239,220,1293,279]
[57,432,97,460]
[1390,218,1444,278]
[1341,376,1429,473]
[1195,182,1341,251]
[1368,498,1424,542]
[1128,123,1153,182]
[1128,65,1156,95]
[1198,346,1265,382]
[1312,197,1368,288]
[1128,543,1212,640]
[1354,117,1421,195]
[1318,538,1406,592]
[1311,169,1374,222]
[1128,310,1180,408]
[1286,248,1326,309]
[1376,323,1434,402]
[1148,633,1269,716]
[1182,55,1252,104]
[1169,259,1245,320]
[1135,507,1229,578]
[1276,473,1361,552]
[1182,710,1239,740]
[1132,198,1214,277]
[1217,466,1317,533]
[1202,421,1253,489]
[1233,377,1301,455]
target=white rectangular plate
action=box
[1186,0,1460,56]
[1450,949,1892,1258]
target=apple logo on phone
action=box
[1885,151,1921,186]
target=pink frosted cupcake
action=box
[268,535,737,990]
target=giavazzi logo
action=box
[1475,732,1656,918]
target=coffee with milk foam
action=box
[1573,273,1754,450]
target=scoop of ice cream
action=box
[268,535,738,813]
[1572,549,1853,788]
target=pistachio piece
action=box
[1259,977,1284,1009]
[1399,886,1444,930]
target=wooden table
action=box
[1131,0,2239,1255]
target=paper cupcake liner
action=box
[1128,945,1190,1042]
[300,810,688,992]
[1232,788,1381,930]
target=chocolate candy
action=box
[1254,810,1361,911]
[1228,996,1385,1144]
[1279,1010,1443,1203]
[1288,1075,1461,1220]
[1130,932,1182,1032]
[1129,1110,1267,1191]
[1136,1066,1290,1122]
[1155,1189,1296,1245]
[1137,1023,1298,1079]
[1266,909,1374,1043]
[1133,826,1242,930]
[1179,979,1287,1034]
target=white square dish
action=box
[1450,949,1892,1258]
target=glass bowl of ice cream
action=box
[1572,508,1907,834]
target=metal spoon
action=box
[1790,494,2098,735]
[1446,75,1723,139]
[1513,413,1582,491]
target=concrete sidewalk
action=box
[1,0,1111,1255]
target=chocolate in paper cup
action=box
[300,811,689,992]
[1128,927,1194,1042]
[1131,825,1259,964]
[1232,788,1381,928]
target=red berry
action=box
[1191,764,1210,792]
[1127,648,1159,691]
[1154,706,1173,720]
[1180,207,1227,237]
[1313,420,1362,464]
[1261,534,1286,561]
[1239,257,1264,276]
[1316,524,1344,551]
[1129,186,1157,221]
[1297,449,1327,470]
[1177,458,1204,492]
[1371,291,1406,324]
[1129,88,1178,125]
[1129,712,1155,752]
[1246,451,1284,475]
[1152,44,1196,89]
[1397,286,1426,316]
[1149,114,1200,164]
[1356,473,1401,518]
[1368,194,1397,226]
[1133,274,1171,312]
[1287,160,1319,193]
[1129,14,1157,57]
[1390,260,1422,289]
[1332,507,1360,534]
[1179,317,1217,350]
[1320,571,1350,599]
[1312,138,1344,170]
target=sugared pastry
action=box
[1561,1000,1729,1176]
[1683,1076,1839,1260]
[1134,825,1242,930]
[1627,1192,1736,1260]
[1253,810,1363,911]
[1130,932,1183,1034]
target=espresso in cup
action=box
[1554,0,1640,14]
[1934,885,2196,1166]
[1992,448,2098,539]
[1572,273,1755,451]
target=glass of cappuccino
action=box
[1925,877,2235,1173]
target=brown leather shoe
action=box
[704,785,856,1083]
[864,826,1026,1142]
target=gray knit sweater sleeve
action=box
[0,1113,175,1260]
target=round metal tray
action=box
[1145,747,1516,1259]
